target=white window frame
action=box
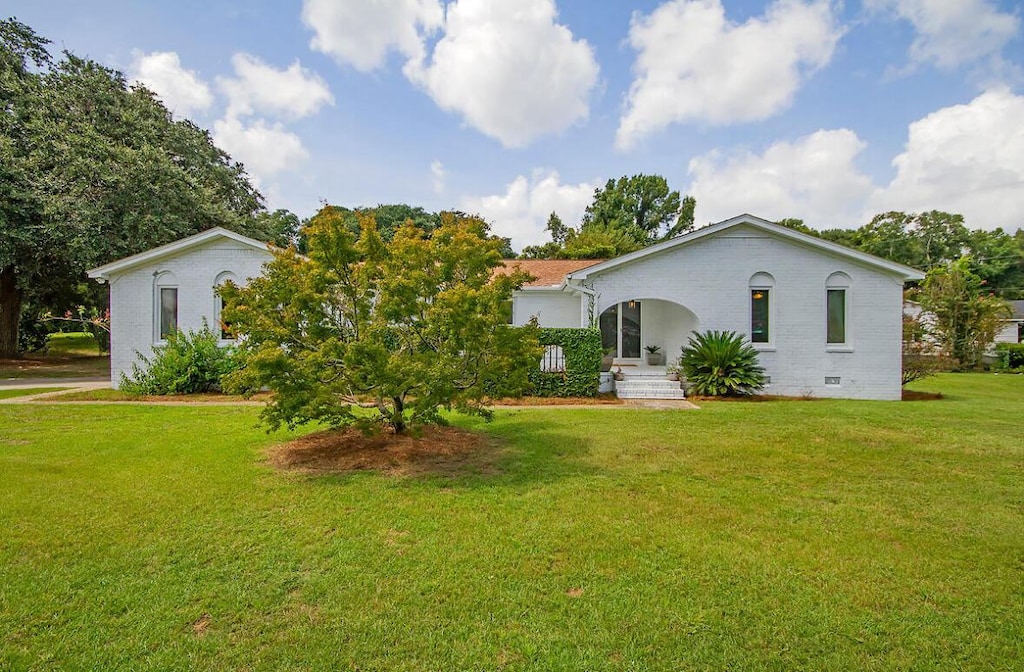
[154,271,178,344]
[749,272,775,351]
[825,272,852,351]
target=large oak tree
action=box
[0,18,269,357]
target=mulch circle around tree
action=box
[267,425,502,477]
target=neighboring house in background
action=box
[503,214,925,401]
[88,227,274,388]
[995,300,1024,344]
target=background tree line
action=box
[0,18,285,357]
[521,175,695,259]
[780,211,1024,300]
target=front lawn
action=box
[0,334,109,380]
[1,374,1021,669]
[44,332,102,356]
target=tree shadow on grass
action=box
[265,417,598,489]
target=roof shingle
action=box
[495,259,605,287]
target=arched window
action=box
[826,272,851,346]
[213,271,237,341]
[749,272,775,345]
[154,271,178,342]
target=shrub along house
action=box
[88,227,275,388]
[504,214,924,400]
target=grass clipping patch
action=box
[268,425,500,477]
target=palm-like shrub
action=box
[678,330,765,396]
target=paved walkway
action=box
[0,381,112,404]
[0,377,109,388]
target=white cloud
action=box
[130,51,214,117]
[430,160,446,194]
[686,90,1024,232]
[871,88,1024,231]
[302,0,599,147]
[302,0,443,72]
[687,129,874,228]
[404,0,600,148]
[866,0,1019,70]
[219,53,333,120]
[213,117,309,184]
[460,170,597,250]
[616,0,842,150]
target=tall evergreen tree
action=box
[0,18,267,356]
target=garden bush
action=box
[120,324,239,395]
[677,329,765,396]
[995,343,1024,371]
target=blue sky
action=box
[7,0,1023,250]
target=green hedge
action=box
[995,342,1024,370]
[527,328,602,397]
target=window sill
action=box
[753,344,776,352]
[826,345,854,353]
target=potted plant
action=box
[666,363,690,391]
[601,346,615,372]
[645,344,664,366]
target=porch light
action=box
[627,300,636,308]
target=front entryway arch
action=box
[599,298,700,363]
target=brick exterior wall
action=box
[105,239,274,388]
[514,224,907,400]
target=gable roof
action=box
[87,227,272,280]
[567,214,926,283]
[496,259,604,287]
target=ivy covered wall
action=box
[528,328,602,397]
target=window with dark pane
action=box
[159,287,178,340]
[827,289,846,344]
[621,301,641,358]
[750,289,769,343]
[599,304,618,352]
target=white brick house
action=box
[88,227,274,388]
[90,215,923,399]
[506,214,925,400]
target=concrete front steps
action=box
[613,367,687,400]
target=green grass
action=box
[51,388,264,403]
[1,373,1022,670]
[44,332,101,356]
[0,388,62,400]
[0,336,109,380]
